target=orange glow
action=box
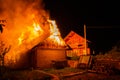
[64,31,91,56]
[0,0,66,67]
[4,16,51,66]
[33,22,41,32]
[0,0,52,67]
[46,20,66,47]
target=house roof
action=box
[64,30,90,42]
[64,30,91,49]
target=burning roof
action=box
[0,0,65,67]
[38,20,66,49]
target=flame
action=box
[46,20,66,47]
[18,20,44,46]
[0,0,66,67]
[18,32,24,45]
[4,17,50,66]
[33,22,41,32]
[0,0,51,67]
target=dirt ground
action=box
[1,68,120,80]
[63,72,120,80]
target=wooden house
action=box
[31,21,67,69]
[64,30,91,56]
[64,30,92,68]
[1,20,67,69]
[31,38,67,69]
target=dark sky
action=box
[43,0,120,53]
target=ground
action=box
[63,72,120,80]
[0,67,120,80]
[43,67,120,80]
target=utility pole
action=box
[84,24,87,55]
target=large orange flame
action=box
[0,0,66,68]
[0,0,51,67]
[3,17,50,66]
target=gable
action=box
[64,30,86,48]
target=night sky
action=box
[43,0,120,53]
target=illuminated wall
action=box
[32,47,66,69]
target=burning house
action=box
[0,0,67,69]
[31,20,67,69]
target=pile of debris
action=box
[91,41,120,74]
